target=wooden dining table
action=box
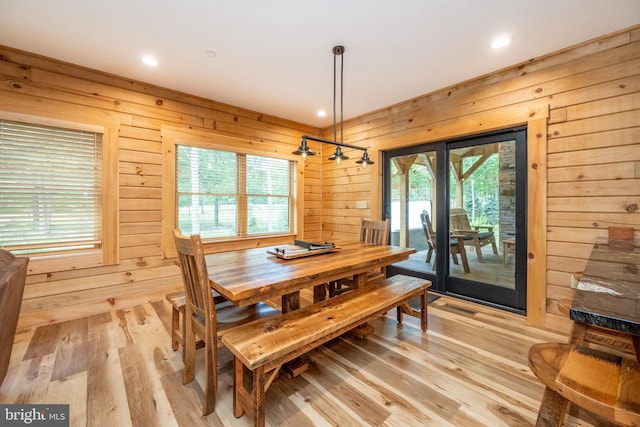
[570,237,640,360]
[205,241,416,313]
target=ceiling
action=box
[1,1,639,128]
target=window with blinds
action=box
[0,119,102,255]
[176,145,295,239]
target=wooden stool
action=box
[529,342,640,426]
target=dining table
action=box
[205,241,416,313]
[204,241,416,377]
[569,237,640,360]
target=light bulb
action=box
[336,156,341,165]
[361,161,368,169]
[301,151,307,160]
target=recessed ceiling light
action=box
[141,55,159,66]
[206,50,217,58]
[491,35,511,49]
[317,110,327,117]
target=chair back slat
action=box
[173,229,213,321]
[450,208,472,231]
[360,219,390,245]
[420,211,436,249]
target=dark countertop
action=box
[570,239,640,336]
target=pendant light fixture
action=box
[293,45,374,168]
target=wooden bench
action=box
[220,274,431,427]
[529,342,640,426]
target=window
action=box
[0,119,105,257]
[176,145,296,239]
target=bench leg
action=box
[251,367,266,427]
[233,357,267,427]
[535,387,568,427]
[421,289,428,332]
[233,358,245,418]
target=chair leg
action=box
[171,306,180,351]
[183,316,196,385]
[474,240,485,263]
[458,247,470,274]
[202,326,217,415]
[491,239,499,254]
[425,247,433,263]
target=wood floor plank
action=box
[119,344,162,427]
[47,371,87,426]
[87,312,131,427]
[296,353,391,425]
[51,317,88,381]
[2,295,617,426]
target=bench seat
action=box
[221,274,431,426]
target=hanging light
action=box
[328,146,349,164]
[292,138,316,159]
[294,45,374,167]
[355,150,372,168]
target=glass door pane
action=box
[388,151,437,277]
[448,141,515,289]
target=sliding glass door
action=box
[384,127,527,313]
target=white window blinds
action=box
[0,119,102,254]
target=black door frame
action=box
[383,126,527,313]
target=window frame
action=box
[0,111,119,274]
[161,125,304,258]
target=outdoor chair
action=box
[449,208,498,263]
[421,210,469,273]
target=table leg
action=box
[350,272,375,339]
[313,284,326,303]
[280,291,309,378]
[281,291,300,313]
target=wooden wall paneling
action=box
[548,196,640,213]
[548,127,640,154]
[22,264,180,301]
[548,162,636,182]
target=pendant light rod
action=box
[293,45,374,167]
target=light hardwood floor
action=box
[0,294,621,426]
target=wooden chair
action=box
[173,229,279,416]
[449,208,498,263]
[529,342,640,426]
[328,219,390,297]
[165,287,227,358]
[421,210,470,274]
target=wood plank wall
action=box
[0,46,322,329]
[318,25,640,332]
[1,24,639,333]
